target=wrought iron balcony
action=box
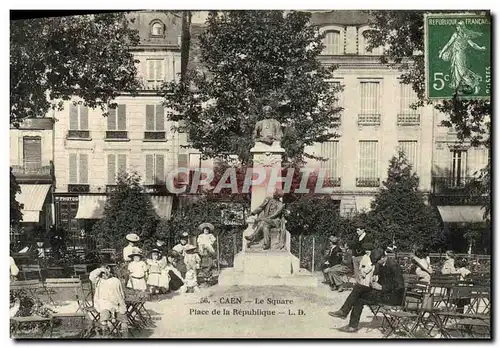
[397,113,420,126]
[356,177,380,187]
[67,184,90,193]
[11,164,51,176]
[105,131,128,140]
[144,131,166,140]
[358,114,381,126]
[325,177,341,187]
[67,130,91,139]
[431,176,482,195]
[430,194,488,206]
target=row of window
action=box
[321,28,383,55]
[318,140,419,187]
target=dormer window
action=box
[359,27,384,55]
[319,26,344,55]
[151,21,164,37]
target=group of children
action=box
[124,222,217,294]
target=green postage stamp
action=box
[424,13,491,100]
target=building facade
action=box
[51,11,188,241]
[306,11,434,216]
[10,118,55,239]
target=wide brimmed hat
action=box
[328,236,339,243]
[198,222,214,232]
[184,244,196,252]
[126,233,140,242]
[167,249,181,259]
[129,247,144,259]
[180,232,189,239]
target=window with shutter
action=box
[117,105,127,130]
[108,108,117,130]
[69,154,78,184]
[107,154,116,184]
[145,154,155,184]
[155,154,165,184]
[319,141,340,185]
[357,141,379,187]
[23,136,42,172]
[106,105,128,139]
[451,150,467,187]
[398,83,420,125]
[144,105,166,140]
[360,30,383,55]
[323,31,341,55]
[359,82,381,125]
[146,59,164,89]
[178,153,189,184]
[79,154,88,184]
[68,104,90,138]
[398,141,418,171]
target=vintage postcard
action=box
[9,9,491,339]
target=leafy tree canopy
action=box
[10,167,23,226]
[163,10,342,164]
[366,150,444,251]
[10,12,140,126]
[93,172,158,251]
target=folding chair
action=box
[10,279,45,299]
[44,278,87,312]
[10,315,54,338]
[73,264,88,277]
[21,264,44,281]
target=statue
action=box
[245,189,286,251]
[253,105,283,146]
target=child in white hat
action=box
[127,250,148,291]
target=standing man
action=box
[350,228,372,283]
[322,236,351,292]
[329,249,405,333]
[123,233,141,262]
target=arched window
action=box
[323,31,341,55]
[359,28,383,55]
[151,21,164,37]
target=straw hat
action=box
[198,222,214,232]
[148,248,161,256]
[180,232,189,239]
[126,233,140,242]
[129,247,144,259]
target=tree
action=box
[366,150,443,251]
[10,12,140,126]
[93,172,158,251]
[365,10,491,217]
[10,167,23,226]
[163,10,342,164]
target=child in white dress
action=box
[127,252,148,291]
[146,249,168,294]
[183,245,201,292]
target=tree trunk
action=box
[180,10,192,84]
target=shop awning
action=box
[75,195,107,219]
[17,184,51,223]
[150,196,173,220]
[437,205,486,223]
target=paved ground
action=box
[143,280,385,339]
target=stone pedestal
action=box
[218,141,317,287]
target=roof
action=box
[309,10,372,26]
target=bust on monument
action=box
[253,105,283,146]
[245,189,286,251]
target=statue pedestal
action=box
[218,141,317,287]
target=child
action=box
[197,223,216,284]
[183,245,201,293]
[172,232,189,278]
[89,265,128,335]
[146,249,168,294]
[165,250,186,293]
[127,251,148,291]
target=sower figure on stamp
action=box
[245,189,285,250]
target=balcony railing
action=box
[358,114,381,126]
[68,184,90,193]
[11,164,51,176]
[67,130,91,139]
[139,79,166,91]
[430,195,488,206]
[397,113,420,126]
[324,177,341,187]
[144,131,166,140]
[431,176,482,194]
[105,131,128,140]
[356,177,380,187]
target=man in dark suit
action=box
[349,228,373,283]
[322,236,351,291]
[328,249,405,332]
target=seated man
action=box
[328,249,405,333]
[322,236,350,292]
[89,265,128,335]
